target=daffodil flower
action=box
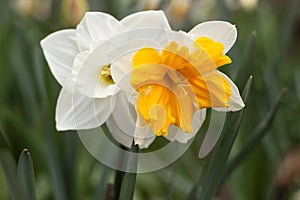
[40,11,171,148]
[111,21,244,146]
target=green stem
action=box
[119,144,139,200]
[114,144,128,200]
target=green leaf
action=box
[187,161,209,200]
[199,76,252,200]
[222,88,287,180]
[189,76,252,200]
[0,150,23,200]
[119,144,139,200]
[165,162,178,200]
[44,113,68,200]
[63,133,78,200]
[94,166,112,200]
[234,31,256,85]
[17,149,37,200]
[10,27,38,122]
[0,128,10,150]
[34,45,67,200]
[294,68,300,102]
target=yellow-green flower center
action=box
[100,64,114,84]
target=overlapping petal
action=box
[40,30,78,86]
[106,116,133,148]
[120,10,171,30]
[111,92,137,136]
[164,109,206,143]
[188,21,237,53]
[133,113,156,148]
[56,87,116,130]
[74,40,119,98]
[76,12,124,51]
[212,71,245,111]
[187,71,232,109]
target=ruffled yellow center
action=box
[100,64,114,84]
[131,37,232,136]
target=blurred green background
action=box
[0,0,300,199]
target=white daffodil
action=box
[111,21,245,147]
[40,11,171,148]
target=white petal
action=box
[111,92,137,136]
[40,29,78,86]
[168,127,194,143]
[74,40,120,98]
[107,95,156,148]
[164,109,206,143]
[56,87,116,130]
[134,126,156,148]
[76,12,124,51]
[139,134,156,149]
[120,10,171,30]
[162,30,196,50]
[213,71,245,112]
[106,116,133,148]
[134,126,149,146]
[109,27,167,58]
[132,110,157,148]
[71,51,89,82]
[188,21,237,53]
[75,28,167,99]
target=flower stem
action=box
[114,145,127,200]
[113,142,139,200]
[119,143,139,200]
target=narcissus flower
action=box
[111,21,244,146]
[40,11,171,148]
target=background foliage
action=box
[0,0,300,199]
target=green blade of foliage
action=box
[294,68,300,102]
[165,161,178,200]
[0,128,10,150]
[0,150,23,200]
[11,27,38,123]
[264,0,297,101]
[17,149,37,200]
[187,161,209,200]
[62,133,78,200]
[33,48,68,200]
[198,76,252,200]
[43,86,68,200]
[0,126,9,199]
[222,88,287,180]
[189,76,252,200]
[277,0,297,57]
[119,144,139,200]
[94,166,112,200]
[51,0,62,24]
[234,31,256,85]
